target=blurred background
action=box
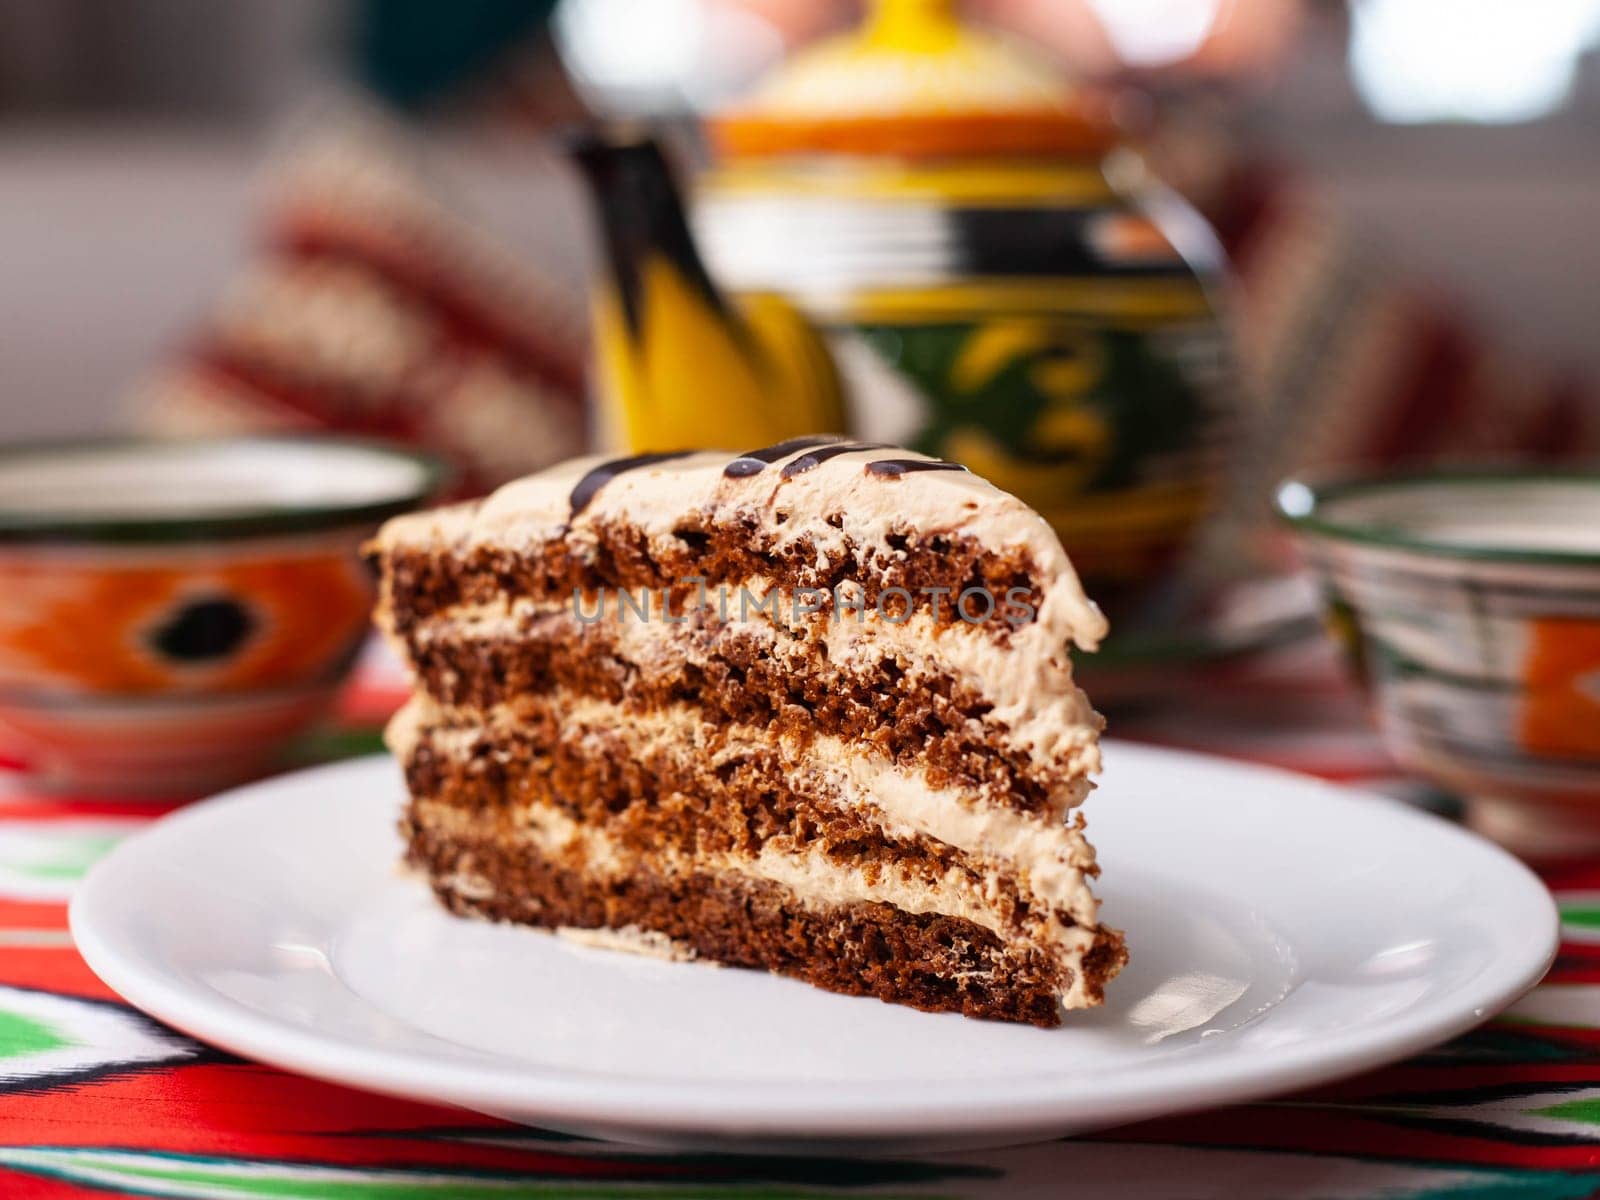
[3,0,1599,444]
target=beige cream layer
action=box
[399,583,1101,787]
[389,691,1103,932]
[373,446,1107,654]
[413,795,1100,1009]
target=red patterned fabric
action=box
[1,652,1593,1199]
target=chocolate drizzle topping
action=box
[780,442,891,479]
[723,435,845,479]
[866,458,970,479]
[722,436,970,483]
[569,442,967,522]
[569,451,694,517]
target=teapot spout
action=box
[565,127,731,336]
[565,124,847,453]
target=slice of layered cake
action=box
[370,439,1126,1026]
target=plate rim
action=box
[69,745,1560,1140]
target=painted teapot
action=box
[695,0,1232,602]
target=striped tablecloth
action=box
[4,643,1598,1200]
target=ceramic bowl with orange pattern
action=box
[1278,468,1600,858]
[0,437,440,796]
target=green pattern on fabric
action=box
[1411,1176,1600,1199]
[0,1147,940,1200]
[289,727,388,767]
[1533,1096,1600,1124]
[1,834,118,882]
[0,1009,72,1058]
[1560,905,1600,930]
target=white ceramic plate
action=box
[70,744,1557,1153]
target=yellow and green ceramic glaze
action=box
[700,0,1231,602]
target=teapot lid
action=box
[711,0,1117,160]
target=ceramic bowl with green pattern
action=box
[1277,468,1600,857]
